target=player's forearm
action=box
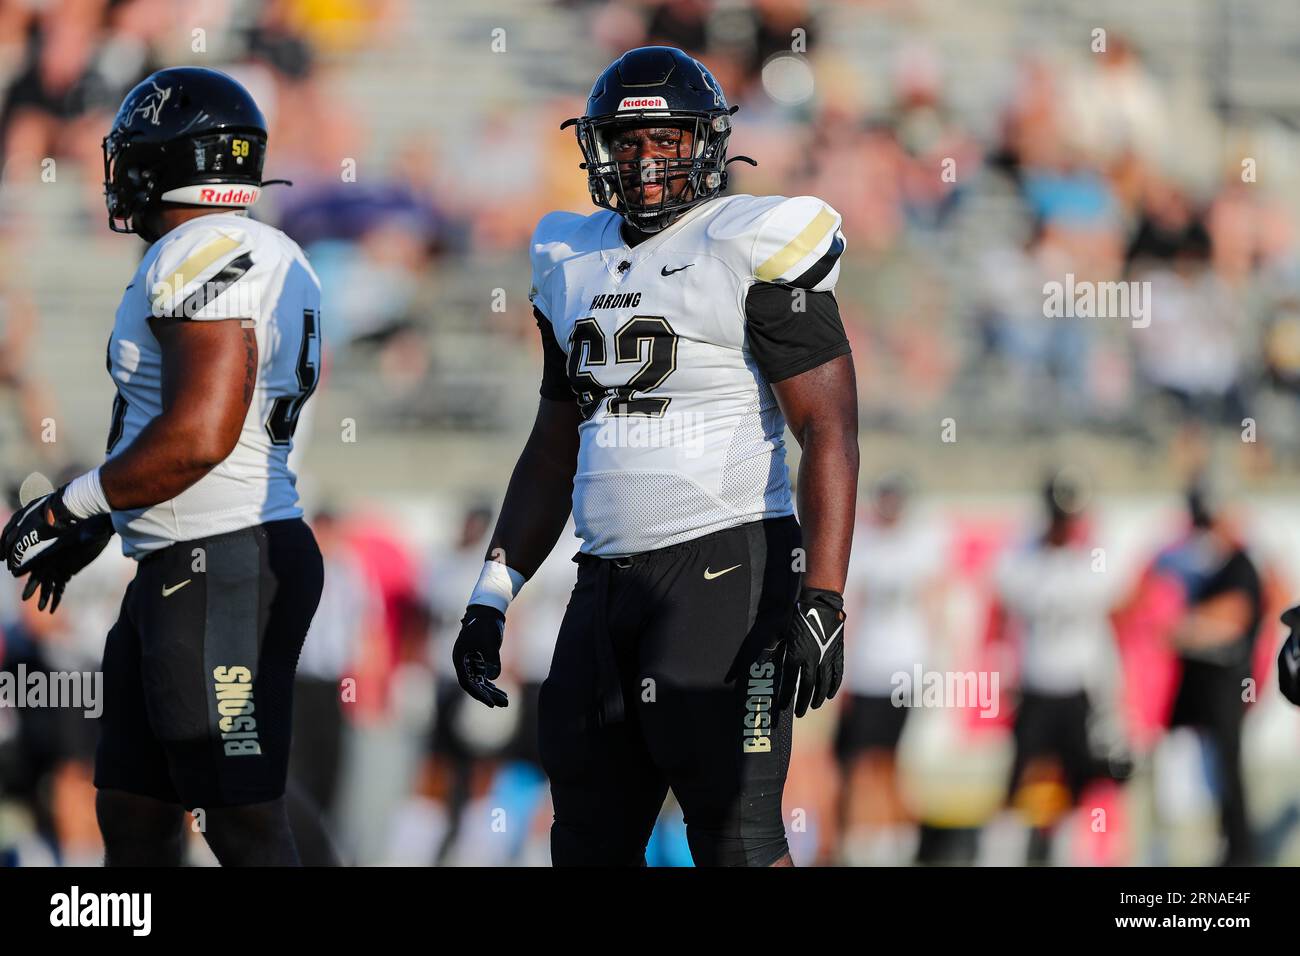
[99,414,233,510]
[488,437,576,580]
[793,418,859,593]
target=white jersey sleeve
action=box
[750,195,846,292]
[146,222,265,323]
[701,194,846,292]
[529,211,594,321]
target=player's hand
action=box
[1278,605,1300,707]
[2,490,114,614]
[6,505,114,615]
[2,487,80,575]
[453,604,509,707]
[21,514,116,613]
[779,587,846,718]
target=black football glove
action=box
[780,587,846,718]
[452,604,509,708]
[1278,606,1300,707]
[1,489,113,614]
[3,486,80,573]
[20,514,116,613]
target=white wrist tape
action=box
[62,467,111,519]
[469,560,526,615]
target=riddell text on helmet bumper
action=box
[159,184,261,205]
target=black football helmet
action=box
[563,46,754,233]
[102,67,271,239]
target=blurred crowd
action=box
[0,0,1298,454]
[3,0,1300,866]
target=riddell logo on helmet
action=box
[199,186,258,204]
[618,96,668,110]
[159,183,262,206]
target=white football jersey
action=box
[530,194,846,557]
[995,540,1118,695]
[844,518,944,695]
[105,212,322,557]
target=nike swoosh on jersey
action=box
[703,564,741,580]
[661,263,694,276]
[161,579,192,597]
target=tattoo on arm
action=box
[242,325,257,406]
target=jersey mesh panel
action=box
[719,390,787,513]
[574,472,758,556]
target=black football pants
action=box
[538,516,800,867]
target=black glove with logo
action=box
[779,587,846,718]
[2,489,114,614]
[452,604,509,707]
[1278,606,1300,707]
[2,487,79,572]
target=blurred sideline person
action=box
[0,540,101,865]
[390,505,520,865]
[0,464,131,866]
[485,536,575,863]
[835,474,943,865]
[1154,481,1264,865]
[287,509,372,864]
[1,68,325,866]
[988,471,1130,864]
[0,279,60,465]
[450,47,858,867]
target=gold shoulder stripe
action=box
[754,206,837,283]
[150,235,242,309]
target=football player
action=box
[451,46,859,866]
[0,68,324,865]
[991,471,1129,864]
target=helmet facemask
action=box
[102,130,162,235]
[569,108,735,233]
